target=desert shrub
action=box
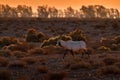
[41,35,71,47]
[8,60,27,68]
[68,29,86,41]
[70,61,92,70]
[100,37,115,47]
[37,66,48,73]
[114,36,120,43]
[0,57,9,67]
[0,36,18,49]
[0,70,13,80]
[0,50,11,57]
[26,28,47,42]
[11,51,27,58]
[6,42,32,52]
[28,47,44,55]
[98,65,120,75]
[47,71,67,80]
[102,56,118,65]
[42,45,65,54]
[111,44,119,50]
[97,46,111,52]
[100,36,120,51]
[21,57,38,65]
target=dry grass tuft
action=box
[97,65,120,75]
[46,71,67,80]
[8,60,27,68]
[21,57,38,65]
[0,36,18,49]
[68,29,86,41]
[97,46,111,52]
[42,45,64,55]
[41,35,71,47]
[26,28,48,42]
[0,50,11,57]
[0,57,9,67]
[0,70,13,80]
[6,42,32,52]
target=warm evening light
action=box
[0,0,120,12]
[0,0,120,80]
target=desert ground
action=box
[0,18,120,80]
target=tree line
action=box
[0,4,119,18]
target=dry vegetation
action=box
[0,18,120,80]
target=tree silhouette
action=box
[17,5,32,17]
[64,6,75,17]
[37,5,49,18]
[0,4,119,18]
[58,9,64,17]
[48,7,58,18]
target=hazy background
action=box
[0,0,120,12]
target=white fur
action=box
[56,40,87,51]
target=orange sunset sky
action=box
[0,0,120,12]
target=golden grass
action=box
[7,42,32,52]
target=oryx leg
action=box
[70,50,75,57]
[63,49,69,59]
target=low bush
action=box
[6,42,32,52]
[68,29,86,41]
[97,46,111,52]
[28,47,44,55]
[26,28,47,42]
[41,35,71,47]
[0,36,18,49]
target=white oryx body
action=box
[57,40,87,51]
[56,40,91,59]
